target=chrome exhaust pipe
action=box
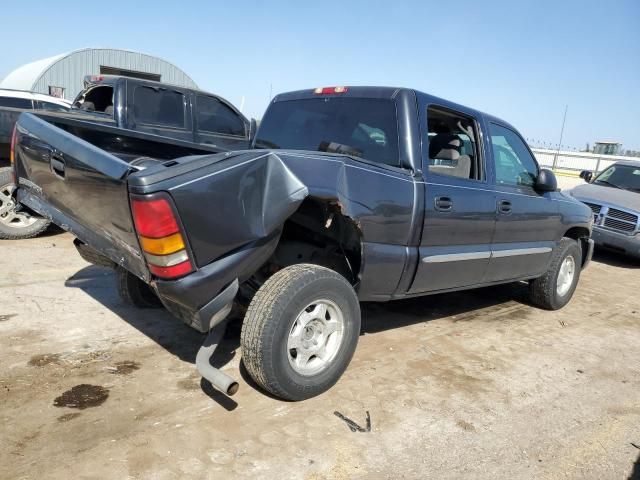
[196,319,239,396]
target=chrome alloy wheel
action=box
[0,182,38,229]
[556,255,576,297]
[287,299,345,376]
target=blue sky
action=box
[1,0,638,151]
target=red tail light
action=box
[9,125,17,184]
[131,196,180,238]
[130,194,194,279]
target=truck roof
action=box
[83,75,234,102]
[271,86,518,132]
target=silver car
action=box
[570,160,640,259]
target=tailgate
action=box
[15,112,149,280]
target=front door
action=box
[409,105,496,293]
[483,123,560,282]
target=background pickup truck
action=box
[72,74,256,151]
[1,75,256,239]
[14,86,594,401]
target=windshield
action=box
[255,97,400,167]
[593,164,640,192]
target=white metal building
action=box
[0,48,198,101]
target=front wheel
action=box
[0,167,50,239]
[241,264,361,401]
[529,237,582,310]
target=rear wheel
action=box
[529,237,582,310]
[241,264,361,401]
[0,168,50,239]
[116,267,163,308]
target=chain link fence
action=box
[530,148,636,174]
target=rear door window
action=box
[255,97,400,167]
[426,107,483,180]
[196,95,246,136]
[133,86,185,128]
[0,97,33,109]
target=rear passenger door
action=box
[129,84,194,142]
[409,105,496,293]
[483,123,560,282]
[194,94,249,150]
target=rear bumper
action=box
[591,226,640,259]
[153,233,280,332]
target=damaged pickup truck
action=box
[13,86,594,401]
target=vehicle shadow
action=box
[65,265,530,405]
[630,452,640,480]
[29,223,66,238]
[64,265,242,410]
[360,282,531,335]
[592,249,640,269]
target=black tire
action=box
[0,167,50,240]
[529,237,582,310]
[116,267,163,308]
[73,238,117,268]
[241,264,361,401]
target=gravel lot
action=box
[1,227,639,480]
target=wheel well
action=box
[563,226,591,266]
[564,227,590,241]
[241,198,362,300]
[274,198,362,282]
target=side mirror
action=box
[535,169,558,192]
[579,170,593,182]
[248,118,258,144]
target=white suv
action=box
[0,88,71,111]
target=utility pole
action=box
[269,83,273,102]
[552,105,568,171]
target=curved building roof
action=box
[0,53,67,89]
[0,48,198,99]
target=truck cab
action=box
[72,75,253,150]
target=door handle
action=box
[498,200,512,214]
[435,196,453,211]
[51,154,66,179]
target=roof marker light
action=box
[314,86,348,95]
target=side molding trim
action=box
[422,247,552,263]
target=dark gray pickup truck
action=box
[72,74,255,150]
[14,86,594,401]
[1,76,256,240]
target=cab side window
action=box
[427,107,482,180]
[196,95,246,136]
[490,123,538,187]
[133,86,185,129]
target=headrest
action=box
[430,134,462,160]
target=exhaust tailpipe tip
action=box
[195,320,239,397]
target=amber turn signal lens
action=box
[139,232,185,255]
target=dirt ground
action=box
[1,229,639,480]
